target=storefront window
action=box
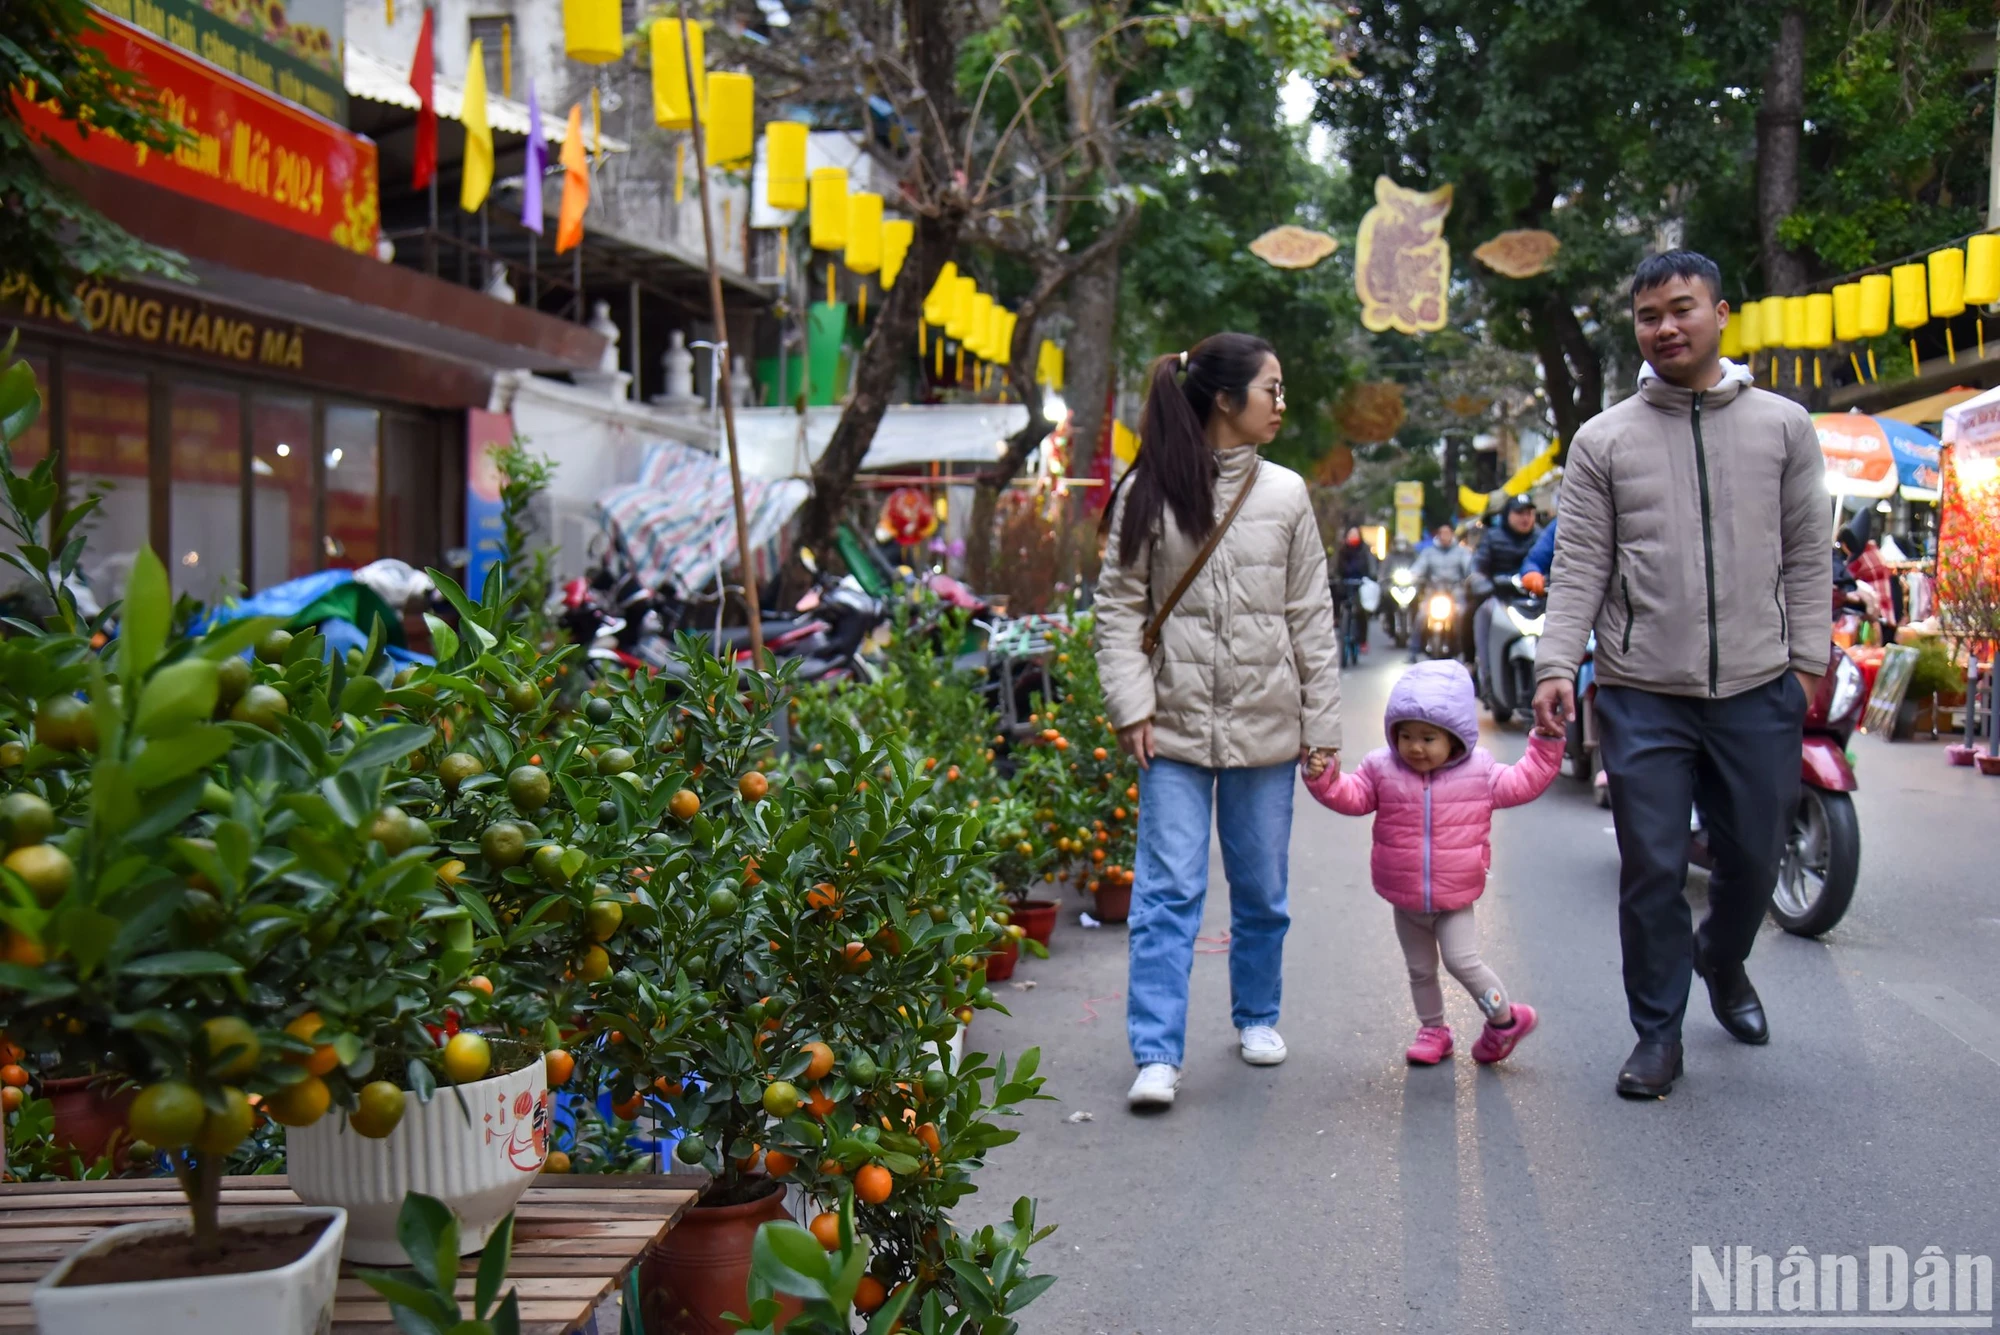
[10,354,51,469]
[251,395,315,589]
[169,383,243,604]
[325,405,379,568]
[64,363,151,605]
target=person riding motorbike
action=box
[1335,526,1379,651]
[1519,517,1556,593]
[1407,523,1473,662]
[1472,497,1543,691]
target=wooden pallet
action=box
[0,1174,698,1334]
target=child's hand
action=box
[1530,723,1565,740]
[1302,747,1336,778]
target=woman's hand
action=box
[1117,720,1156,770]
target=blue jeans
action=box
[1127,756,1296,1067]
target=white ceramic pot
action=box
[32,1206,345,1335]
[287,1057,549,1263]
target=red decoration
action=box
[880,487,937,545]
[410,7,436,190]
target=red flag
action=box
[409,7,436,189]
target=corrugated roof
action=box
[344,43,630,153]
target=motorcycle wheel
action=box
[1769,787,1858,937]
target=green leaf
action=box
[121,950,243,977]
[0,962,75,1000]
[474,1211,514,1315]
[350,1270,456,1330]
[391,1192,458,1291]
[0,360,42,445]
[197,615,288,663]
[122,775,210,841]
[424,613,460,666]
[750,1222,833,1299]
[53,905,119,978]
[129,725,234,791]
[118,546,171,683]
[133,658,220,739]
[341,724,437,774]
[1004,1272,1057,1311]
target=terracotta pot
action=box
[641,1183,798,1334]
[45,1075,136,1173]
[1012,899,1059,946]
[1092,881,1132,924]
[984,937,1020,982]
[1978,754,2000,776]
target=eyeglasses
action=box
[1254,380,1286,406]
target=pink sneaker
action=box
[1471,1003,1538,1064]
[1405,1025,1454,1065]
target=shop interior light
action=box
[276,443,291,457]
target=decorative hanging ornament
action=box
[764,122,807,212]
[1036,340,1065,391]
[922,262,958,326]
[706,72,754,168]
[809,167,848,250]
[845,192,883,274]
[1471,229,1560,279]
[563,0,621,64]
[1964,235,2000,306]
[880,219,913,290]
[651,18,705,130]
[1354,177,1453,334]
[1736,299,1765,353]
[1249,224,1340,270]
[946,277,975,341]
[881,487,938,545]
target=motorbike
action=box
[1477,572,1544,726]
[1419,582,1466,661]
[1563,631,1609,807]
[1384,565,1418,647]
[1684,644,1863,937]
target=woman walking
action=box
[1094,333,1343,1111]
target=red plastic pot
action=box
[1092,881,1132,924]
[1978,754,2000,776]
[984,937,1020,982]
[641,1181,799,1334]
[44,1074,136,1174]
[1012,899,1059,946]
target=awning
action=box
[343,44,630,153]
[1880,387,1984,428]
[731,403,1034,479]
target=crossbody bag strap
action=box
[1141,456,1261,657]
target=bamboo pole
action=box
[675,0,763,662]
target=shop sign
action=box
[91,0,345,122]
[14,10,377,253]
[466,411,515,598]
[2,274,307,373]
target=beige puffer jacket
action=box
[1094,445,1343,769]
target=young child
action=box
[1304,661,1563,1064]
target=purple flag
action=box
[522,80,546,234]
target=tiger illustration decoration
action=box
[1354,176,1454,335]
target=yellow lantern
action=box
[764,122,808,212]
[1928,246,1965,319]
[922,261,957,325]
[1036,340,1065,391]
[1891,263,1928,329]
[1856,273,1892,337]
[1803,293,1833,348]
[706,72,754,168]
[968,293,994,358]
[809,167,848,251]
[845,192,883,274]
[1832,283,1862,341]
[1719,314,1744,360]
[1782,296,1808,348]
[1760,298,1790,347]
[1736,298,1764,352]
[995,309,1018,364]
[946,276,975,340]
[651,19,705,130]
[563,0,621,64]
[1965,235,2000,306]
[880,219,913,289]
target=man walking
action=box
[1532,250,1829,1099]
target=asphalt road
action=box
[971,642,2000,1334]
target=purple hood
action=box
[1383,661,1480,761]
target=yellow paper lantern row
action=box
[845,191,883,274]
[563,0,621,64]
[809,166,848,251]
[705,71,753,168]
[764,121,808,212]
[880,219,913,290]
[1731,233,2000,356]
[651,19,705,130]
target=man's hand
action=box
[1117,720,1156,770]
[1793,670,1822,706]
[1532,678,1574,737]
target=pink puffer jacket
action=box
[1305,661,1561,913]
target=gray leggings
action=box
[1393,906,1510,1027]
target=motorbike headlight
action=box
[1427,593,1454,622]
[1392,569,1415,586]
[1829,653,1864,721]
[1506,604,1546,637]
[1390,585,1416,606]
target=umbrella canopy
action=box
[1879,417,1942,500]
[1812,413,1900,499]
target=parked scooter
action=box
[1683,644,1863,936]
[1562,631,1609,807]
[1477,571,1544,725]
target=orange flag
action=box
[556,103,590,254]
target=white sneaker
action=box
[1127,1063,1181,1109]
[1238,1025,1288,1066]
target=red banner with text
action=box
[14,10,377,253]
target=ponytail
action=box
[1104,332,1275,560]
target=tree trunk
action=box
[1529,293,1604,460]
[1757,7,1808,295]
[1060,244,1120,487]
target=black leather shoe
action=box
[1616,1040,1684,1098]
[1698,957,1770,1045]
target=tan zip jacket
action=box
[1095,445,1343,768]
[1537,361,1831,699]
